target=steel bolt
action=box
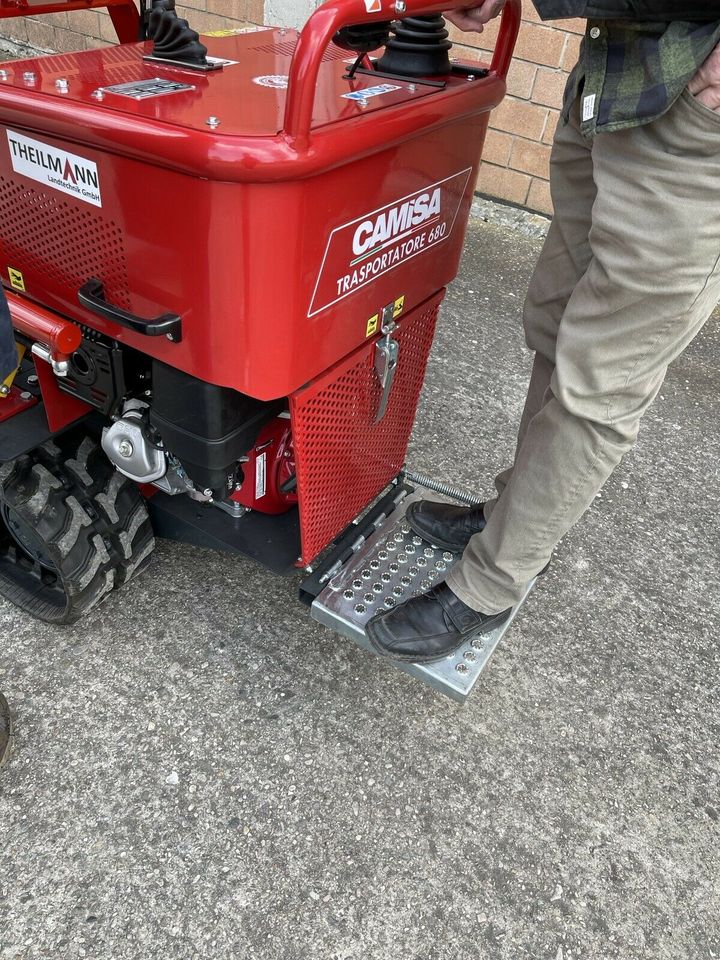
[55,78,69,92]
[206,116,221,128]
[117,439,134,459]
[23,71,37,84]
[91,89,105,100]
[395,0,407,11]
[0,385,9,397]
[0,70,9,81]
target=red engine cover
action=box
[231,416,298,515]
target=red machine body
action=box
[0,0,520,566]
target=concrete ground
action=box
[1,212,718,960]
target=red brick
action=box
[532,67,568,108]
[542,109,561,145]
[505,59,537,100]
[482,128,513,167]
[509,138,552,179]
[476,162,530,206]
[514,22,567,69]
[207,0,246,18]
[561,31,583,70]
[492,97,549,140]
[527,177,554,215]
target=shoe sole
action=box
[366,607,512,664]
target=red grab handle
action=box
[284,0,521,143]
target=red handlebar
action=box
[284,0,521,144]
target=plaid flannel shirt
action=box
[565,19,720,136]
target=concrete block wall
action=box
[0,2,586,214]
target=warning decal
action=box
[6,130,102,207]
[308,168,472,318]
[8,268,25,291]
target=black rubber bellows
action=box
[376,15,452,77]
[147,0,209,66]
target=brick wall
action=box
[0,2,585,215]
[0,2,263,55]
[447,8,584,214]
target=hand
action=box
[444,0,505,34]
[688,41,720,112]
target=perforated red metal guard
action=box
[0,176,130,309]
[290,291,443,565]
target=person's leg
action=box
[448,89,720,613]
[485,99,596,519]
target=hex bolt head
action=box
[117,439,134,459]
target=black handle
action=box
[78,278,182,343]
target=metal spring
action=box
[404,472,483,507]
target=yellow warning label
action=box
[203,28,245,37]
[366,313,379,338]
[8,268,25,292]
[393,296,405,319]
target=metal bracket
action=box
[374,305,400,423]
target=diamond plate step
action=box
[311,490,534,702]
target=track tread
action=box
[0,433,155,624]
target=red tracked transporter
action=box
[0,0,521,693]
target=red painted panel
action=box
[0,384,38,421]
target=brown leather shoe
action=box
[0,692,12,770]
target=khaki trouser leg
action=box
[485,97,596,522]
[448,90,720,613]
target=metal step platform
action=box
[311,488,534,703]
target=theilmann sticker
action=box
[6,130,102,207]
[308,168,472,318]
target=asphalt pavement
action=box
[0,208,718,960]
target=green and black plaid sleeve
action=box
[564,19,720,136]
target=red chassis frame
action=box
[0,0,140,42]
